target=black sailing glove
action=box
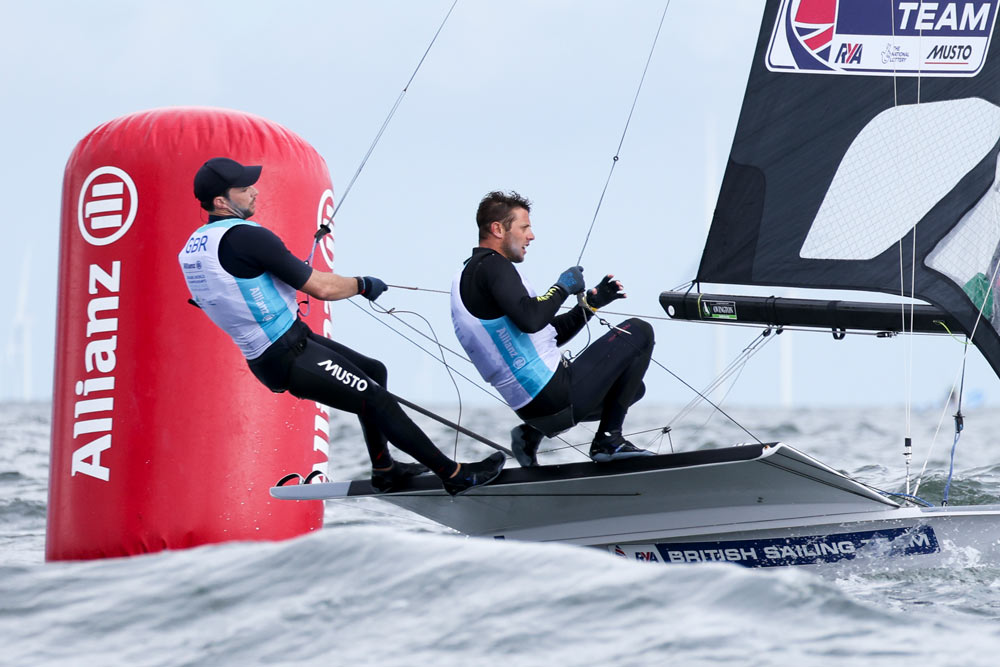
[585,274,625,310]
[554,266,585,296]
[357,276,388,301]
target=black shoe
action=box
[370,461,430,493]
[511,424,544,467]
[442,452,506,496]
[589,431,654,463]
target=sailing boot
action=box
[510,424,544,467]
[589,430,654,463]
[442,452,506,496]
[370,461,430,493]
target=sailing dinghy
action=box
[274,0,1000,569]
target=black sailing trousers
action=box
[516,317,654,436]
[249,321,456,477]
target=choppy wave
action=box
[3,527,1000,666]
[6,402,1000,665]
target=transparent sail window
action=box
[800,98,1000,261]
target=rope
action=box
[299,1,458,318]
[317,1,773,457]
[911,150,1000,499]
[365,299,468,456]
[665,328,774,441]
[575,0,672,267]
[350,291,727,457]
[357,281,981,451]
[347,298,489,394]
[893,0,931,496]
[349,297,592,459]
[386,283,450,295]
[323,0,458,230]
[889,0,898,108]
[585,314,764,444]
[942,426,962,506]
[360,284,971,336]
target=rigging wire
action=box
[364,284,971,337]
[368,280,973,456]
[328,0,457,230]
[889,0,898,108]
[305,0,460,269]
[941,355,967,506]
[320,1,775,455]
[912,177,1000,498]
[361,299,467,457]
[565,0,672,363]
[353,286,765,454]
[574,0,672,267]
[386,283,450,295]
[667,327,775,433]
[582,315,764,444]
[898,237,916,493]
[348,298,592,460]
[298,1,459,319]
[893,0,926,496]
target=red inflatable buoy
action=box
[47,107,333,560]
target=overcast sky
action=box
[2,0,993,411]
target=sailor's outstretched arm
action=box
[300,271,387,302]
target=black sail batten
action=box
[691,0,1000,378]
[659,291,963,335]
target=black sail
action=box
[698,0,1000,376]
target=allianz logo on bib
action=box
[766,0,998,77]
[78,166,138,246]
[495,326,527,370]
[317,360,369,391]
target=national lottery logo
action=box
[766,0,999,77]
[316,188,336,270]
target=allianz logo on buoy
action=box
[316,188,335,270]
[77,166,137,246]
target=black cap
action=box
[193,157,262,203]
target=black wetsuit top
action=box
[458,248,591,420]
[459,247,591,341]
[215,218,312,287]
[458,247,653,434]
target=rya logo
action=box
[834,42,863,64]
[766,0,999,77]
[316,360,368,391]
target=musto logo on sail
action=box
[611,526,939,568]
[766,0,999,77]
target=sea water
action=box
[4,400,1000,666]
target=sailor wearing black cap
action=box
[179,158,504,495]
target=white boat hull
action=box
[271,443,1000,569]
